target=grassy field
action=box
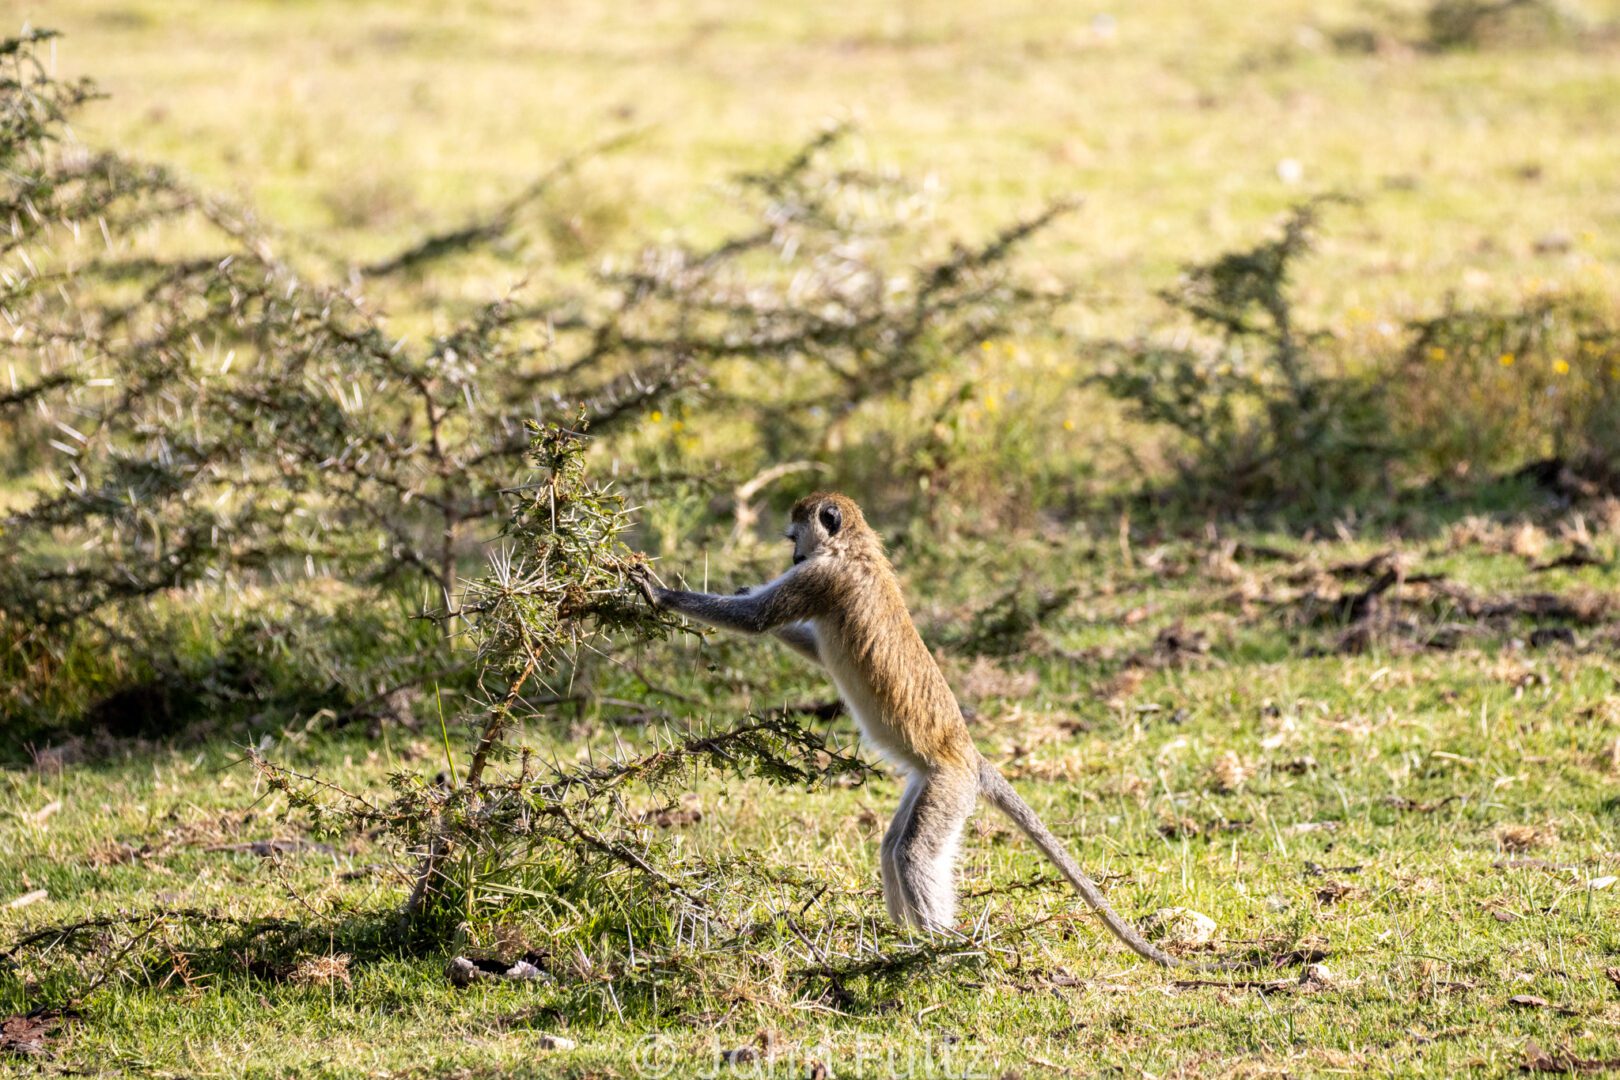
[6,0,1620,1076]
[6,523,1620,1075]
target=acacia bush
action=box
[0,30,1067,732]
[253,420,871,959]
[2,423,890,1000]
[1328,0,1596,54]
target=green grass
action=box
[6,521,1620,1076]
[7,1,1620,1074]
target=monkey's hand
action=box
[627,564,663,608]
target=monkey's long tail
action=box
[978,758,1188,969]
[978,760,1268,972]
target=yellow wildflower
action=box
[1498,353,1515,368]
[1063,418,1075,432]
[1428,346,1447,362]
[1553,359,1570,375]
[650,410,664,424]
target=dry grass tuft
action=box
[956,657,1039,704]
[1495,824,1555,853]
[1446,516,1549,559]
[1207,751,1253,794]
[288,953,352,989]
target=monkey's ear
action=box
[819,503,842,535]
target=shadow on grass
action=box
[1091,468,1586,545]
[1,900,985,1029]
[7,463,1609,773]
[1,633,470,770]
[1,906,435,1012]
[3,673,362,771]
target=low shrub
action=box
[1394,288,1620,489]
[1424,0,1584,50]
[1090,201,1394,517]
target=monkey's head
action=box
[786,492,871,566]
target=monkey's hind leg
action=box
[880,766,977,933]
[880,771,926,925]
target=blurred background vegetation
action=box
[17,0,1620,474]
[8,0,1617,685]
[13,0,1618,516]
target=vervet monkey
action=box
[633,492,1212,967]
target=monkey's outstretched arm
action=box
[731,585,821,665]
[635,566,823,637]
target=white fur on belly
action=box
[818,623,924,772]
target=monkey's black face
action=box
[786,522,813,566]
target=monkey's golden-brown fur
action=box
[637,491,1240,967]
[783,494,972,770]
